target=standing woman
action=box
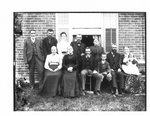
[90,36,104,63]
[62,46,79,97]
[40,46,62,97]
[57,32,70,59]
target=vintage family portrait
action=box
[14,12,146,111]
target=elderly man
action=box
[106,44,125,95]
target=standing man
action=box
[106,44,125,95]
[70,34,86,73]
[70,34,86,92]
[43,29,57,60]
[23,30,44,90]
[80,47,102,96]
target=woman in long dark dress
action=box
[62,46,79,97]
[40,46,62,97]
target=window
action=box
[105,28,116,52]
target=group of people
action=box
[23,28,141,98]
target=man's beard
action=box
[77,40,81,44]
[112,49,117,54]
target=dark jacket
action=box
[97,61,111,73]
[62,54,78,71]
[42,36,57,59]
[70,41,86,61]
[81,55,97,71]
[90,45,104,62]
[106,52,122,71]
[23,38,44,64]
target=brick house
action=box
[14,12,146,80]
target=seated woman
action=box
[40,46,62,97]
[121,46,141,94]
[122,47,140,75]
[62,46,79,97]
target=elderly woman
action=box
[121,47,140,75]
[62,46,79,97]
[121,46,141,94]
[40,46,62,97]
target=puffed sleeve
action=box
[44,55,50,70]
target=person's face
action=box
[30,31,36,38]
[124,47,129,54]
[67,46,73,54]
[61,33,67,40]
[51,47,57,55]
[101,54,106,60]
[85,49,91,55]
[47,31,53,37]
[76,36,82,43]
[94,39,99,45]
[112,46,117,50]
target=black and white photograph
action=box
[1,0,149,114]
[14,12,146,111]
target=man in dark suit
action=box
[80,47,102,96]
[70,34,86,73]
[42,29,57,60]
[70,34,86,93]
[106,44,125,95]
[23,30,44,89]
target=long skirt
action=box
[62,71,79,97]
[40,69,62,97]
[125,74,142,94]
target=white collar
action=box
[31,37,35,43]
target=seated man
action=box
[80,47,103,96]
[106,44,125,95]
[97,53,112,92]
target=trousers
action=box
[81,69,103,91]
[111,70,125,91]
[28,55,44,88]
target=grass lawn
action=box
[15,87,146,111]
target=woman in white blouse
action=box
[57,32,70,59]
[40,46,62,97]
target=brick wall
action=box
[118,13,146,72]
[118,13,146,60]
[15,13,56,80]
